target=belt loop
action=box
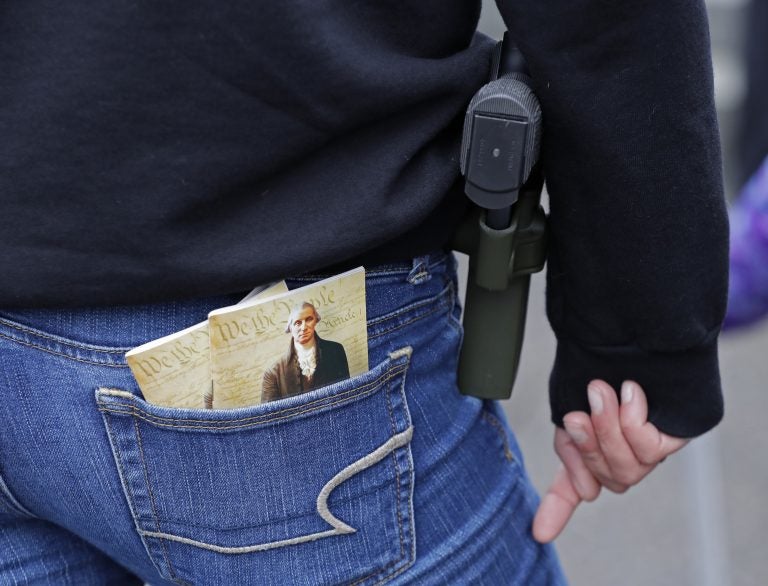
[407,255,432,285]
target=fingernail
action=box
[564,420,588,444]
[587,386,603,415]
[621,381,634,405]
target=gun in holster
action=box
[452,33,547,400]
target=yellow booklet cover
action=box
[125,281,288,409]
[208,267,367,409]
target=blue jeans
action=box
[0,254,565,585]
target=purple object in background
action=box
[724,156,768,330]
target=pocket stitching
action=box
[349,350,415,586]
[134,427,415,558]
[101,409,178,583]
[370,350,415,584]
[101,353,416,584]
[134,415,188,585]
[387,362,406,567]
[97,366,408,431]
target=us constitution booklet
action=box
[208,267,368,409]
[125,281,289,409]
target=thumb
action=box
[533,466,581,543]
[619,381,688,464]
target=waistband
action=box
[0,253,456,351]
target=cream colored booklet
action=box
[125,281,288,409]
[208,267,367,409]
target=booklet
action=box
[125,281,289,409]
[208,267,367,409]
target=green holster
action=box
[451,176,547,400]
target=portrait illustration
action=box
[261,301,350,402]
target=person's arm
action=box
[494,0,727,436]
[492,0,728,540]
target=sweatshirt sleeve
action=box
[495,0,728,437]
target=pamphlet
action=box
[208,268,367,409]
[125,281,288,408]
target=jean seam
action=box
[0,288,447,367]
[97,367,407,431]
[0,472,36,519]
[134,416,188,585]
[101,408,169,581]
[0,317,129,353]
[0,276,452,366]
[382,361,408,579]
[480,408,515,463]
[444,281,463,337]
[350,350,414,586]
[102,365,403,423]
[370,356,417,586]
[0,331,128,367]
[380,347,418,585]
[347,370,404,586]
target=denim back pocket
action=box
[96,347,415,586]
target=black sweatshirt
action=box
[0,1,727,437]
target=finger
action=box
[562,412,626,492]
[619,381,689,465]
[554,426,601,502]
[587,380,649,485]
[533,466,581,543]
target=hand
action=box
[532,380,689,543]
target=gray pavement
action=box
[472,1,766,583]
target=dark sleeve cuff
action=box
[549,335,724,438]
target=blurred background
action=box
[468,1,768,584]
